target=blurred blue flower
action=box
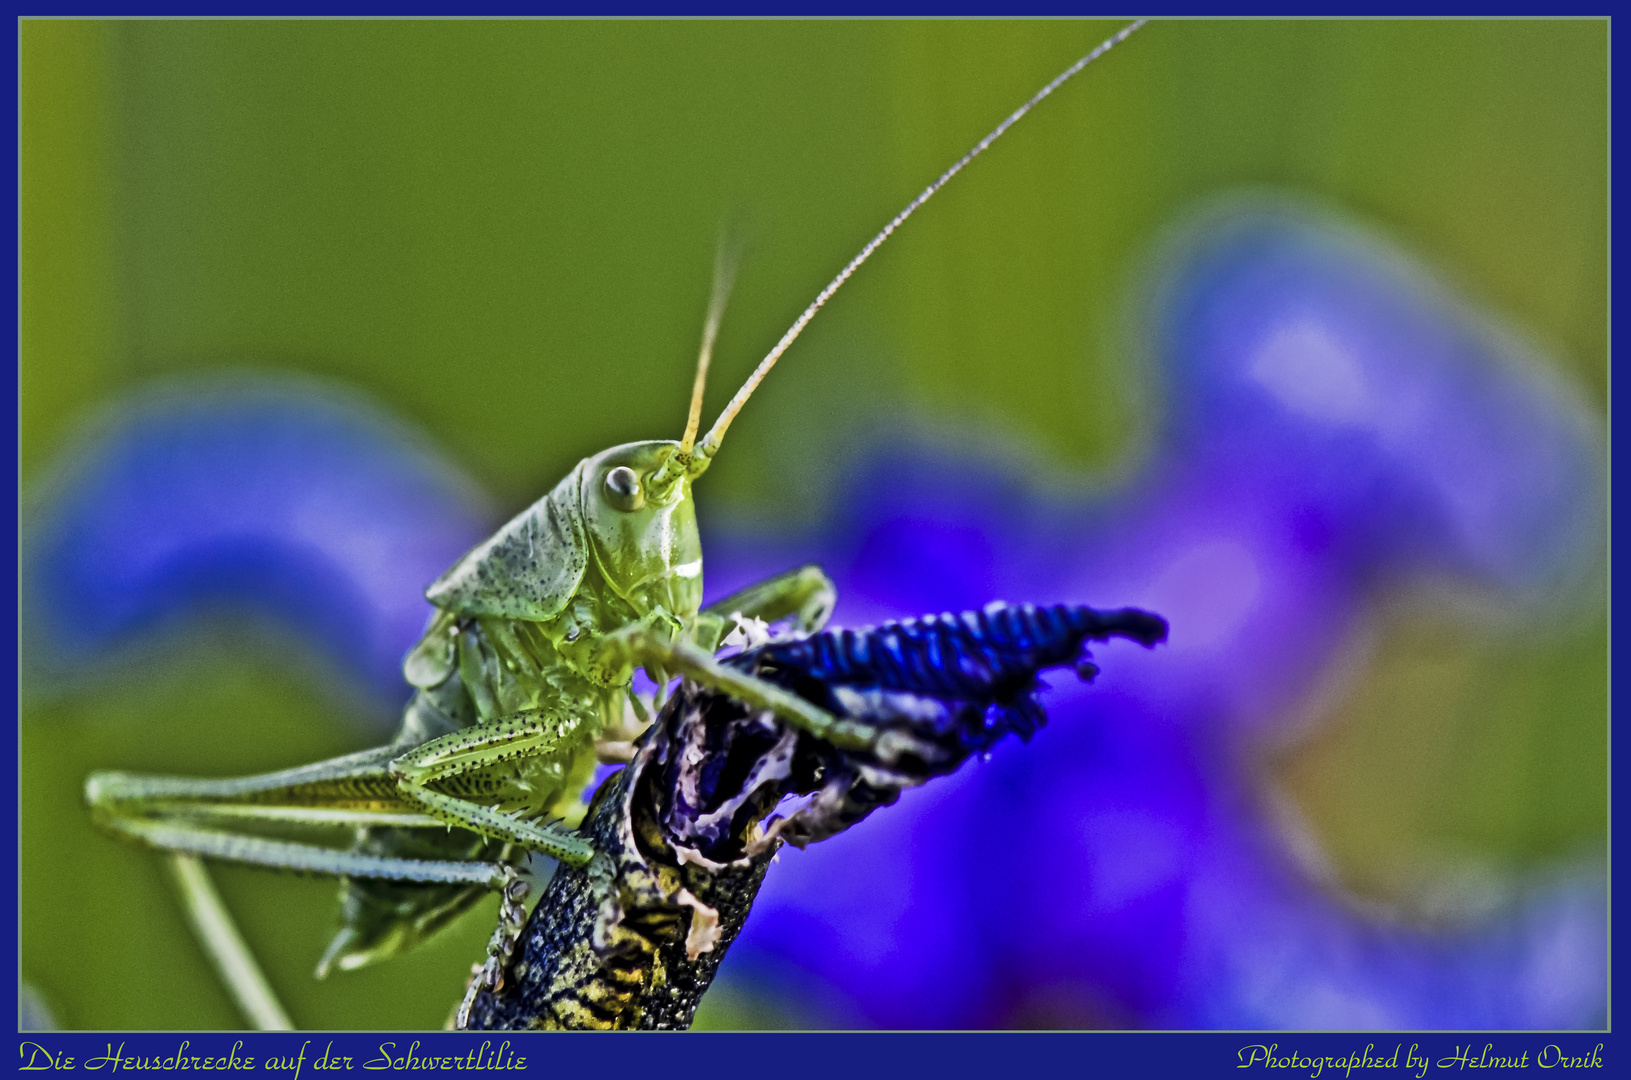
[23,199,1605,1029]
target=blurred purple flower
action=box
[711,201,1605,1029]
[22,199,1605,1028]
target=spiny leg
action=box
[167,854,294,1031]
[86,755,507,886]
[613,629,877,752]
[85,742,403,813]
[388,710,597,867]
[89,757,509,1015]
[85,743,440,835]
[702,563,837,634]
[600,566,833,753]
[592,567,841,760]
[106,814,504,885]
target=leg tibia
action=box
[394,786,595,867]
[105,814,501,885]
[703,563,836,633]
[387,710,597,867]
[616,631,876,752]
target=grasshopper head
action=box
[578,440,703,622]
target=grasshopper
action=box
[83,20,1147,1027]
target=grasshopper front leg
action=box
[701,563,837,636]
[611,629,878,753]
[612,564,874,749]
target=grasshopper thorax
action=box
[423,439,702,628]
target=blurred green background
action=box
[20,20,1605,1030]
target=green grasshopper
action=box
[84,20,1146,1028]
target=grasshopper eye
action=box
[603,466,645,512]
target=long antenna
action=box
[680,237,740,456]
[689,18,1147,471]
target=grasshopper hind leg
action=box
[386,710,599,868]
